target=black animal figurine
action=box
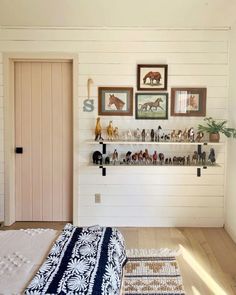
[151,129,155,142]
[208,148,216,164]
[105,156,110,165]
[92,151,103,165]
[159,153,164,165]
[126,151,132,164]
[141,129,146,141]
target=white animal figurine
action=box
[127,129,132,141]
[135,128,141,141]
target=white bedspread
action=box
[0,229,59,295]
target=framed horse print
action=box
[137,64,168,91]
[171,87,206,117]
[98,87,133,116]
[135,93,168,120]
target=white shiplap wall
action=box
[0,27,229,226]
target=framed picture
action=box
[98,87,133,116]
[171,87,206,117]
[135,93,168,120]
[137,64,168,91]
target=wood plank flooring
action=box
[2,223,236,295]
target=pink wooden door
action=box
[15,61,73,221]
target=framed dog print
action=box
[171,87,206,117]
[98,87,133,116]
[135,93,168,120]
[137,64,168,91]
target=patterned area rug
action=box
[123,249,185,295]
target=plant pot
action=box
[209,132,220,142]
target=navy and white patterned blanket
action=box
[25,224,127,295]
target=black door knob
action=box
[15,147,23,154]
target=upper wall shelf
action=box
[87,140,224,146]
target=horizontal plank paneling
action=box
[0,26,229,225]
[0,29,229,42]
[79,206,223,218]
[80,195,224,207]
[79,184,224,196]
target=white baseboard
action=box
[224,223,236,243]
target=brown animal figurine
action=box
[153,151,158,164]
[113,127,119,140]
[183,128,188,142]
[107,121,114,141]
[112,149,118,164]
[95,117,103,141]
[171,130,177,142]
[159,153,164,165]
[196,131,204,142]
[108,94,125,110]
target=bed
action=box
[0,223,127,295]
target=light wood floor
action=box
[2,223,236,295]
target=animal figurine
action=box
[165,158,169,165]
[171,130,177,142]
[200,151,206,165]
[132,153,138,164]
[112,149,118,164]
[143,71,161,86]
[107,121,114,141]
[196,131,204,142]
[135,128,141,141]
[141,129,146,141]
[208,148,216,164]
[153,151,158,164]
[127,129,132,141]
[168,157,172,165]
[177,130,183,142]
[182,128,188,142]
[159,153,164,165]
[113,127,119,140]
[188,127,195,142]
[92,151,103,165]
[186,155,191,165]
[146,130,151,142]
[105,156,110,165]
[151,129,155,142]
[95,117,103,141]
[126,151,132,164]
[173,156,177,165]
[192,151,198,164]
[138,150,143,163]
[108,94,125,110]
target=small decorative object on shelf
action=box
[186,155,191,165]
[195,131,204,142]
[159,153,164,165]
[127,129,132,141]
[93,151,103,165]
[198,117,236,142]
[208,148,216,164]
[192,151,198,165]
[188,127,195,142]
[135,128,141,141]
[107,121,114,141]
[105,156,110,164]
[151,129,155,142]
[95,117,103,141]
[141,129,146,141]
[171,130,177,142]
[153,151,158,164]
[183,129,188,142]
[113,127,119,140]
[177,130,182,142]
[125,151,132,164]
[112,149,118,164]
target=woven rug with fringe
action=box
[123,249,185,295]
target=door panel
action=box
[15,61,73,221]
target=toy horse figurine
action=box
[95,117,103,141]
[171,130,177,142]
[113,127,119,140]
[112,149,118,164]
[151,129,155,142]
[183,128,188,142]
[188,127,195,142]
[107,121,114,141]
[141,129,146,141]
[153,151,158,164]
[196,131,204,142]
[127,129,132,141]
[208,148,216,164]
[177,130,183,142]
[135,128,141,141]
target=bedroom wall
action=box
[225,23,236,242]
[0,27,229,226]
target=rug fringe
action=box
[126,248,181,257]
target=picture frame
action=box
[135,93,168,120]
[98,87,133,116]
[171,87,206,117]
[137,64,168,91]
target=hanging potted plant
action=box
[198,117,236,142]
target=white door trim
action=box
[3,52,79,226]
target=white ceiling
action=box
[0,0,236,28]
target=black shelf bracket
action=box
[100,142,106,154]
[99,165,106,176]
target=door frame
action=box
[3,53,78,226]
